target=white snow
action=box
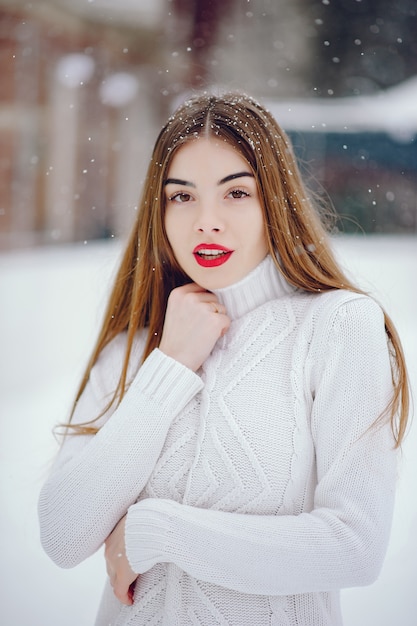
[99,72,140,107]
[55,53,96,88]
[266,76,417,137]
[0,235,416,625]
[51,0,165,29]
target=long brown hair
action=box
[65,92,410,446]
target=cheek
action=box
[164,211,183,256]
[164,210,175,242]
[251,211,268,246]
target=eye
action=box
[227,188,250,199]
[168,192,193,203]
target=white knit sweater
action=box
[39,255,397,626]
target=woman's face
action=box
[164,138,268,290]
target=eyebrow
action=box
[164,177,196,188]
[164,171,254,188]
[219,172,254,185]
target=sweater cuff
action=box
[126,348,204,411]
[125,499,176,574]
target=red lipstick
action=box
[193,243,234,267]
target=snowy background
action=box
[1,234,416,626]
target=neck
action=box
[211,255,294,320]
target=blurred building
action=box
[0,0,166,249]
[0,0,320,250]
[268,79,417,234]
[0,0,416,250]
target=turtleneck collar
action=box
[211,254,294,321]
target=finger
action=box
[128,580,136,603]
[175,282,206,294]
[105,560,113,580]
[183,289,220,304]
[208,302,226,315]
[113,576,134,606]
[219,313,231,334]
[220,317,231,336]
[171,283,222,301]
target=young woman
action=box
[39,92,410,626]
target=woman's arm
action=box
[123,297,398,596]
[39,283,230,571]
[38,341,204,569]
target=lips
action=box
[193,243,234,267]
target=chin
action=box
[198,272,239,291]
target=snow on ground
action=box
[0,235,416,626]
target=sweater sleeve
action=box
[38,341,204,569]
[124,296,398,595]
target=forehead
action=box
[167,138,250,175]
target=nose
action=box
[193,205,224,233]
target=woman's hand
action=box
[159,283,230,371]
[104,515,138,606]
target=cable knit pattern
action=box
[38,255,397,626]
